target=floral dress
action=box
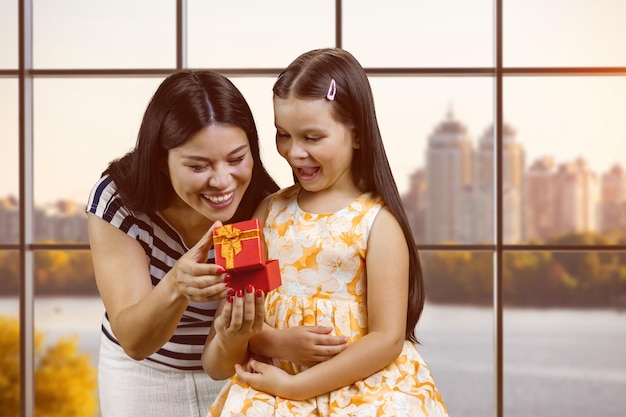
[208,185,448,417]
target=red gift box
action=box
[228,259,282,293]
[213,219,266,272]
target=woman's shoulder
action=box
[86,175,116,213]
[86,174,136,222]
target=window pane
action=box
[33,78,163,242]
[228,77,294,188]
[34,250,102,416]
[503,251,626,416]
[504,0,626,67]
[366,76,493,244]
[33,0,175,69]
[0,0,18,69]
[343,0,493,67]
[0,79,19,245]
[504,77,626,244]
[420,250,494,417]
[187,0,335,68]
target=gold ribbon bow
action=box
[214,225,260,270]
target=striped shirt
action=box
[86,175,219,370]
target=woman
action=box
[86,70,279,417]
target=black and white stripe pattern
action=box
[87,175,219,370]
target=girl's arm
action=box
[88,214,229,360]
[235,208,409,399]
[249,325,347,367]
[202,286,265,380]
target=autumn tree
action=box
[0,316,98,417]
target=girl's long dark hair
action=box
[106,70,278,221]
[273,48,424,342]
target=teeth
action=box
[205,192,233,204]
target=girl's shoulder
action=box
[272,184,300,201]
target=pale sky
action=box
[1,0,625,204]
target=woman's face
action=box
[167,124,254,222]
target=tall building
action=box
[425,110,474,243]
[552,158,600,236]
[600,164,626,233]
[470,123,525,243]
[525,157,556,241]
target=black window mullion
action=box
[18,0,35,416]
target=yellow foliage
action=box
[0,316,97,417]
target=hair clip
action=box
[326,78,336,101]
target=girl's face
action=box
[274,97,359,195]
[167,124,254,222]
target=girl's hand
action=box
[213,285,265,342]
[234,359,294,398]
[273,326,348,367]
[169,222,229,303]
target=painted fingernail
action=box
[256,289,263,298]
[237,289,243,298]
[227,288,236,296]
[216,266,226,274]
[246,284,254,294]
[227,295,233,303]
[224,273,232,282]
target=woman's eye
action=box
[229,156,245,165]
[276,131,289,139]
[305,136,321,142]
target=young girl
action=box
[205,48,448,416]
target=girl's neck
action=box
[297,185,363,215]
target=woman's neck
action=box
[160,204,213,249]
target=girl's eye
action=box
[276,131,289,140]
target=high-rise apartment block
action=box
[600,164,626,233]
[406,111,620,244]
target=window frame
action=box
[6,0,626,416]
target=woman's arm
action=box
[88,214,228,359]
[235,208,409,399]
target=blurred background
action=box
[1,0,625,416]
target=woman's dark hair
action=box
[273,48,424,343]
[106,70,279,222]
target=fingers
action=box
[189,221,222,263]
[306,326,334,335]
[222,285,265,335]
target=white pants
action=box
[98,333,225,417]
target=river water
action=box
[1,298,625,417]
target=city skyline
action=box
[3,114,623,246]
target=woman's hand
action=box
[168,221,230,303]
